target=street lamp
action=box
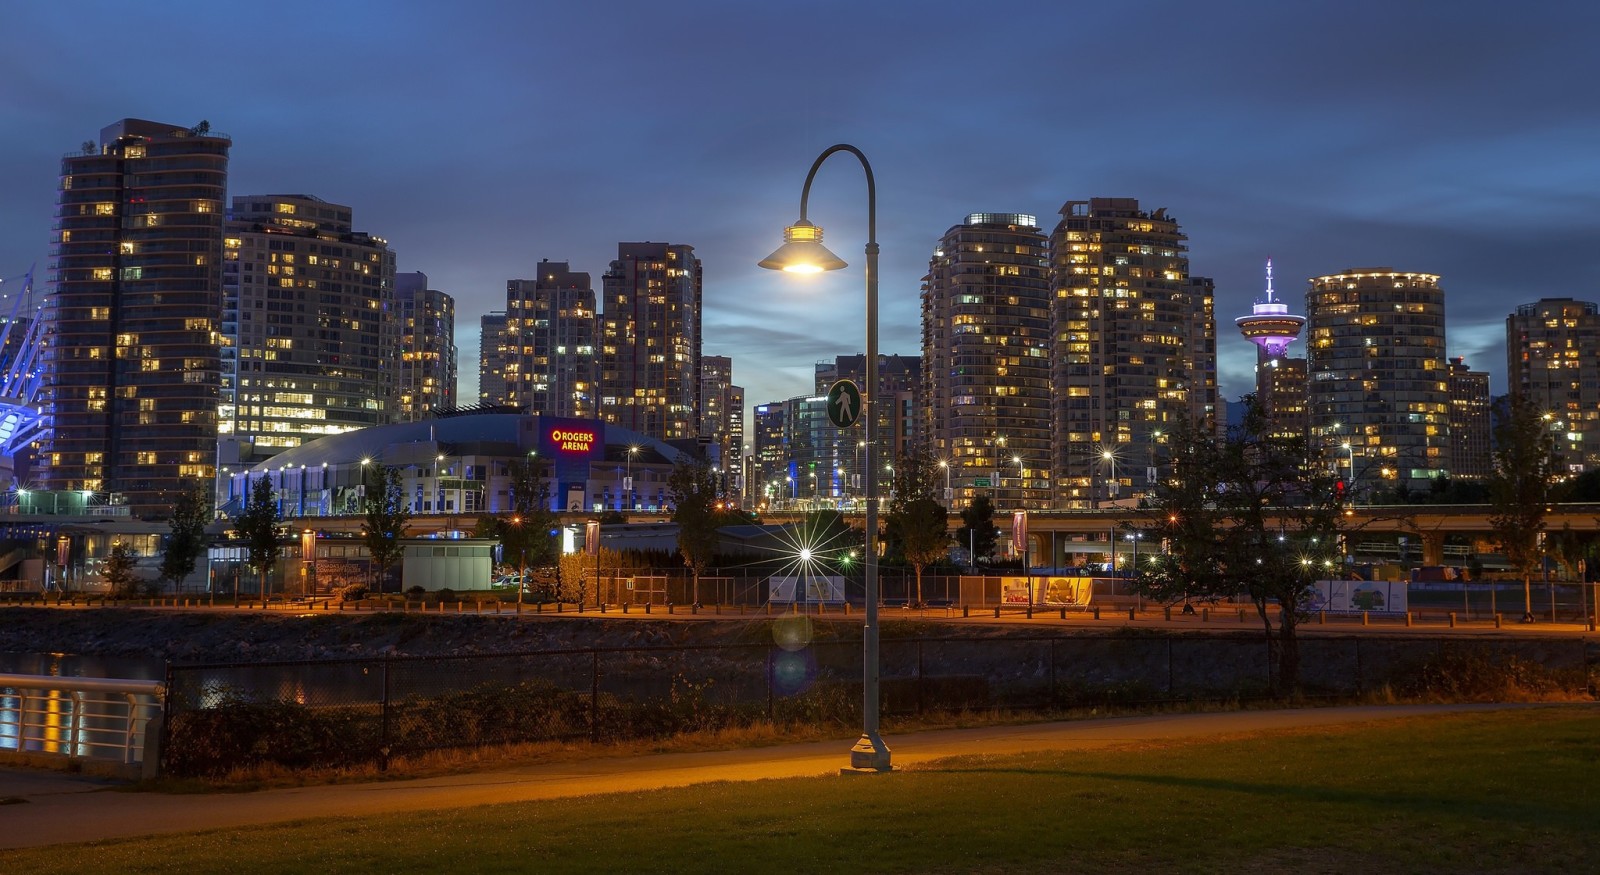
[1012,455,1024,506]
[625,445,639,511]
[938,459,951,506]
[1101,449,1117,508]
[759,143,890,772]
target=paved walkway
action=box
[0,702,1549,850]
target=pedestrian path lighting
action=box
[759,143,890,773]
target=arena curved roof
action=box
[241,413,691,474]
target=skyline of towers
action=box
[219,194,396,470]
[921,213,1052,510]
[1048,198,1218,508]
[1306,268,1450,493]
[1507,298,1600,475]
[42,119,232,514]
[600,242,702,441]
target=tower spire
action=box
[1264,258,1275,304]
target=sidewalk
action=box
[0,702,1543,850]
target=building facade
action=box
[921,213,1051,510]
[478,311,509,407]
[698,355,743,494]
[599,242,702,440]
[1506,298,1600,475]
[42,119,231,515]
[1048,198,1218,507]
[395,272,457,421]
[220,194,396,471]
[505,260,597,418]
[1447,356,1492,481]
[750,401,787,508]
[1306,268,1450,495]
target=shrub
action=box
[407,586,426,599]
[435,588,456,603]
[1400,646,1585,701]
[338,583,368,602]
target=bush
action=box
[338,583,368,602]
[1400,646,1586,701]
[407,586,426,599]
[435,588,456,603]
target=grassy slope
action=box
[5,707,1597,874]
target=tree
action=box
[103,541,140,597]
[159,485,212,593]
[234,475,282,604]
[955,495,998,568]
[1137,397,1347,696]
[1488,393,1558,622]
[668,459,724,605]
[884,451,951,605]
[361,464,410,593]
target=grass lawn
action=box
[6,707,1598,874]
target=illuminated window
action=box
[92,268,112,281]
[94,202,115,216]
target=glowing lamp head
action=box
[758,220,847,273]
[799,547,813,562]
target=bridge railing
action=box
[0,673,164,776]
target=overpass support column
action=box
[1421,532,1445,566]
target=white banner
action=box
[1308,579,1408,613]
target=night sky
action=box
[4,1,1598,428]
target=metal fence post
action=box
[767,646,774,720]
[590,650,600,743]
[380,658,391,771]
[159,661,175,775]
[917,639,925,716]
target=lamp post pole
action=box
[759,144,889,772]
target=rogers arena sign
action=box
[537,416,605,462]
[550,428,597,454]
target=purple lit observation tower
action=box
[1235,259,1304,359]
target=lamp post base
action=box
[842,731,892,774]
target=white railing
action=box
[0,674,164,769]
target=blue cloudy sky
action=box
[3,0,1598,425]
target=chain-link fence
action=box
[159,633,1596,777]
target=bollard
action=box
[1449,612,1457,628]
[963,605,970,618]
[1495,613,1502,628]
[338,601,344,612]
[1093,606,1100,620]
[715,604,721,615]
[623,602,629,614]
[1362,611,1369,626]
[692,604,699,615]
[1319,610,1326,625]
[1129,607,1136,621]
[1026,605,1032,619]
[1164,606,1172,621]
[601,603,607,613]
[1202,607,1209,622]
[646,603,652,614]
[1059,607,1066,620]
[844,602,851,615]
[1405,611,1412,627]
[669,603,675,615]
[578,602,585,613]
[994,606,1000,618]
[1238,608,1246,622]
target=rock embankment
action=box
[0,608,757,664]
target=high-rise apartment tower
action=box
[42,119,230,515]
[922,214,1052,509]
